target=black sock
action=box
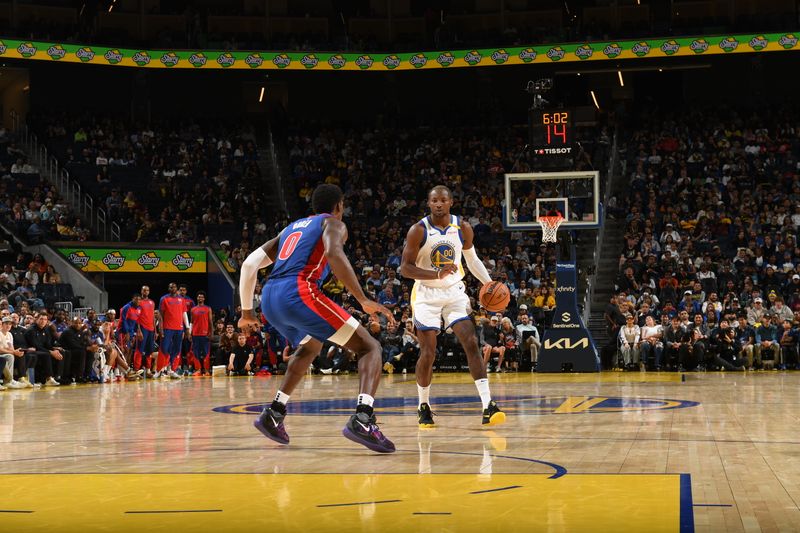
[356,404,374,416]
[270,400,286,415]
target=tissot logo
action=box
[536,147,572,155]
[214,394,699,416]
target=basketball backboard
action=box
[503,171,601,230]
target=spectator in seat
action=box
[734,312,757,369]
[618,314,642,369]
[380,321,403,373]
[779,319,799,369]
[709,320,745,371]
[689,313,709,367]
[771,298,794,324]
[517,287,535,311]
[397,320,419,374]
[26,313,62,386]
[480,316,505,372]
[663,315,690,370]
[0,316,25,389]
[42,265,61,284]
[748,297,767,326]
[639,315,663,370]
[378,283,398,311]
[322,274,345,304]
[515,313,540,370]
[24,264,40,289]
[227,333,253,376]
[755,314,781,369]
[10,313,35,387]
[219,323,237,359]
[499,317,519,371]
[58,316,90,384]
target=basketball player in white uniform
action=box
[401,185,506,427]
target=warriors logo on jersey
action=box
[414,215,465,289]
[431,243,456,269]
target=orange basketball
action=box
[479,281,510,312]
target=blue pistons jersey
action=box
[269,214,333,286]
[262,214,355,347]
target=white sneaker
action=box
[168,371,181,379]
[19,377,34,388]
[45,377,60,387]
[0,383,6,391]
[320,368,333,375]
[7,380,25,389]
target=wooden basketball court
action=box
[2,371,799,531]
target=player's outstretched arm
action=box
[238,236,279,331]
[322,218,395,324]
[460,221,492,285]
[399,224,458,280]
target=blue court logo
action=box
[430,243,455,268]
[213,394,699,416]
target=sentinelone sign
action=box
[0,32,797,71]
[58,247,206,274]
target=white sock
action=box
[274,390,290,405]
[475,378,491,409]
[357,393,374,407]
[417,384,431,407]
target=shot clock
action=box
[528,108,575,169]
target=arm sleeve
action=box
[462,246,492,285]
[239,247,273,311]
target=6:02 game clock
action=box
[528,108,575,169]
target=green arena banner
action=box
[58,247,206,273]
[215,249,238,273]
[0,32,797,71]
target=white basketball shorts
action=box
[411,281,472,331]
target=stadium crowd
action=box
[607,107,800,371]
[11,103,800,383]
[29,114,285,253]
[0,128,92,243]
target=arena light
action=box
[258,86,265,102]
[590,90,600,110]
[617,70,624,87]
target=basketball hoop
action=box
[538,213,564,243]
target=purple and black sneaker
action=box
[254,407,290,445]
[342,412,396,453]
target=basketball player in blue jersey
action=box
[401,185,506,428]
[238,184,397,453]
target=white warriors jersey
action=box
[414,215,466,288]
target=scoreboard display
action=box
[530,109,573,154]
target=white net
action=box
[538,215,564,243]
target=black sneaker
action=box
[418,402,435,428]
[342,412,396,453]
[481,400,506,427]
[253,407,290,445]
